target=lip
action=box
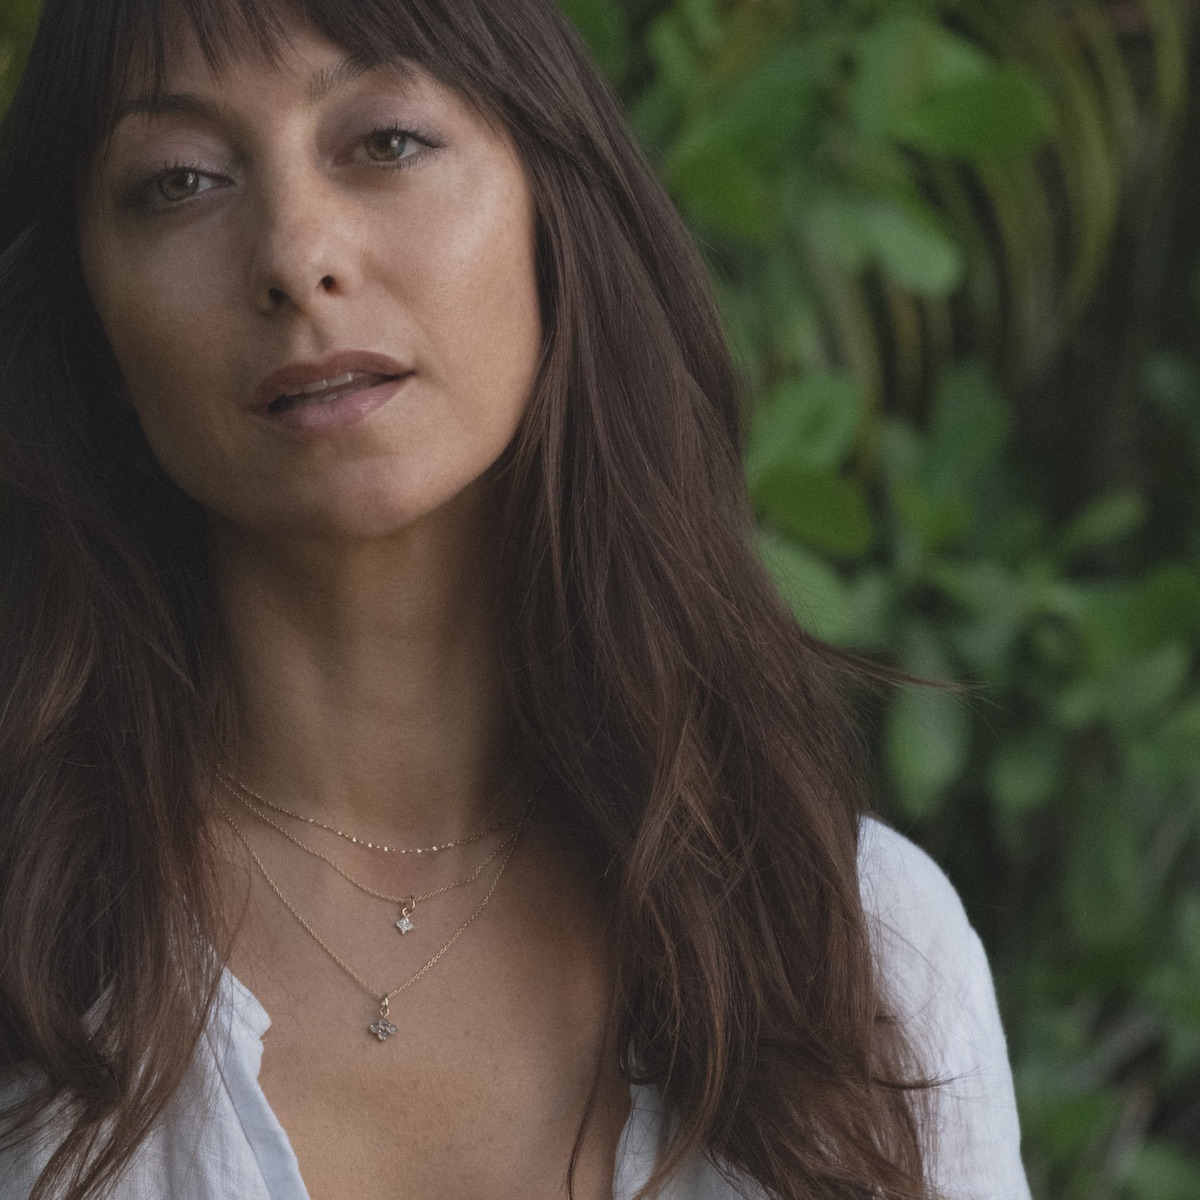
[252,350,414,413]
[262,375,413,437]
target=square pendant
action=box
[369,1017,397,1040]
[395,915,414,934]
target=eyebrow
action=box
[111,53,418,126]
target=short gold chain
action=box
[215,775,527,906]
[219,801,533,1007]
[217,766,524,854]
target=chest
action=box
[248,961,627,1200]
[221,825,629,1200]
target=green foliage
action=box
[564,0,1200,1194]
[0,0,37,110]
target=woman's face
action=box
[77,14,542,541]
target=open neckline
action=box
[213,966,666,1200]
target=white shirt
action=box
[0,820,1032,1198]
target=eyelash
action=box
[124,123,441,213]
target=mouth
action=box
[267,371,406,414]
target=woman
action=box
[0,0,1030,1197]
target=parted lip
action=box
[252,350,414,411]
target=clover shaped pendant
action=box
[369,997,398,1041]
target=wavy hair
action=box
[0,1,932,1197]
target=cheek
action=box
[401,169,543,438]
[82,242,233,449]
[96,265,220,383]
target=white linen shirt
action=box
[0,820,1032,1199]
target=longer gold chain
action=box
[219,802,533,1035]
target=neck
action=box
[210,487,516,845]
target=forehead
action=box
[111,32,424,135]
[74,0,510,190]
[110,6,372,124]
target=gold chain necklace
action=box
[217,766,524,854]
[219,801,534,1041]
[215,776,529,934]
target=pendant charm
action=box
[395,897,415,935]
[369,997,397,1041]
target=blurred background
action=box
[3,0,1199,1194]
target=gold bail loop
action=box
[396,897,416,935]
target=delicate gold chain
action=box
[219,802,533,1036]
[215,775,526,907]
[217,766,524,854]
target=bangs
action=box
[42,0,501,188]
[106,0,300,128]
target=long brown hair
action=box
[0,1,932,1197]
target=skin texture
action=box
[77,14,628,1200]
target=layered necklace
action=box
[215,769,534,1041]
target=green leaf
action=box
[1019,1084,1122,1161]
[886,365,1009,551]
[805,194,872,271]
[646,13,695,96]
[1056,638,1185,729]
[891,66,1056,161]
[668,145,774,240]
[884,620,969,818]
[887,685,971,820]
[878,418,924,489]
[1057,490,1147,561]
[747,371,865,479]
[853,12,990,145]
[1153,700,1200,784]
[556,0,631,84]
[1126,1140,1200,1200]
[679,0,720,49]
[1063,795,1144,953]
[1104,642,1191,727]
[894,483,970,550]
[843,569,899,650]
[1053,674,1106,729]
[754,465,874,558]
[758,531,853,644]
[923,361,1011,496]
[858,197,964,296]
[1142,351,1200,421]
[988,729,1062,815]
[666,38,832,232]
[680,43,825,172]
[930,560,1025,617]
[1124,565,1200,650]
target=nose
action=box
[246,169,358,317]
[267,275,336,308]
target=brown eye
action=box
[364,129,410,162]
[157,169,202,202]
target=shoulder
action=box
[0,1072,62,1199]
[855,817,994,1074]
[856,816,985,1002]
[855,816,1033,1200]
[0,982,257,1199]
[857,815,969,925]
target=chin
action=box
[248,470,494,544]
